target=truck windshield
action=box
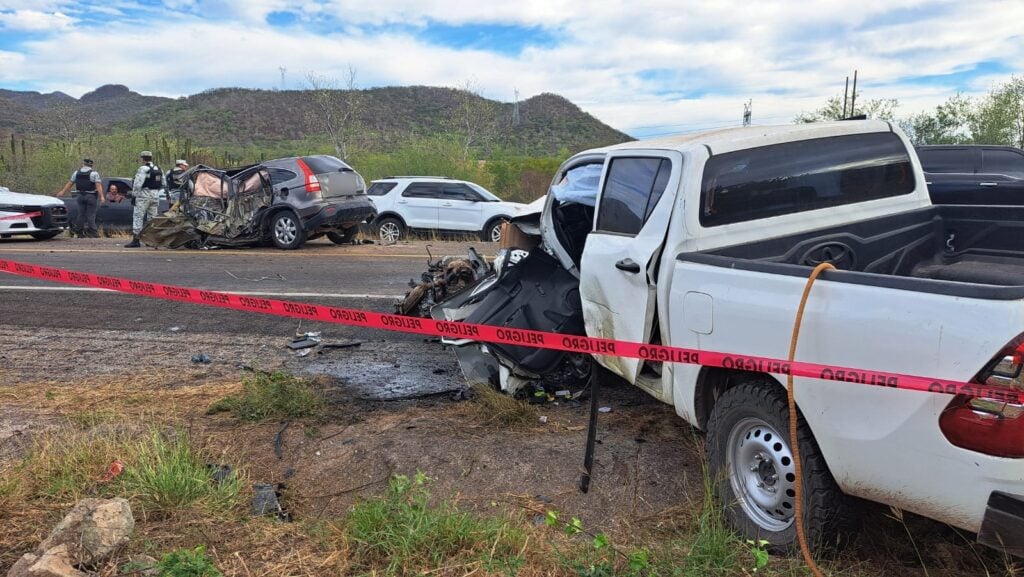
[700,132,915,227]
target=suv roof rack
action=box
[382,175,454,180]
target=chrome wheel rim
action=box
[379,221,400,243]
[274,216,297,245]
[726,417,797,532]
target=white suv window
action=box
[402,183,443,198]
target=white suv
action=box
[366,177,529,242]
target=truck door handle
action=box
[615,258,641,273]
[441,202,453,206]
[980,182,999,187]
[397,200,408,204]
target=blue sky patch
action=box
[267,11,299,27]
[897,60,1012,91]
[414,22,560,55]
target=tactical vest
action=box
[75,169,96,192]
[142,163,163,189]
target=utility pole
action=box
[842,76,849,118]
[742,99,752,126]
[512,88,521,126]
[850,69,858,117]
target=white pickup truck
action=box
[436,120,1024,554]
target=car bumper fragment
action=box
[978,491,1024,557]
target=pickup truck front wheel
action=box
[707,380,851,550]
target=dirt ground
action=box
[0,325,1016,576]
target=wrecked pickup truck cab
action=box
[436,120,1024,554]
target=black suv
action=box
[917,145,1024,204]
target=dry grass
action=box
[463,383,541,429]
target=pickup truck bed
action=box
[699,204,1024,295]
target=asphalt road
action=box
[0,235,483,338]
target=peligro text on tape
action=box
[1,257,1019,404]
[0,211,43,222]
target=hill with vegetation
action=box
[0,84,630,199]
[0,84,629,156]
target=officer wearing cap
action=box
[125,150,163,248]
[166,159,189,206]
[56,157,105,237]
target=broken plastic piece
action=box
[598,406,612,413]
[191,353,211,363]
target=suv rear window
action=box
[700,132,916,227]
[368,182,398,196]
[301,156,347,174]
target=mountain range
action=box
[0,84,631,156]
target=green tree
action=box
[899,93,974,145]
[795,91,899,123]
[971,76,1024,148]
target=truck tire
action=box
[327,226,358,245]
[706,378,853,550]
[270,211,305,250]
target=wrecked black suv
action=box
[140,156,375,250]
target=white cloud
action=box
[0,9,73,31]
[0,0,1022,138]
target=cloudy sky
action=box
[0,0,1021,138]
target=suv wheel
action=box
[377,217,405,243]
[483,218,507,243]
[706,378,853,550]
[270,211,305,250]
[327,226,358,245]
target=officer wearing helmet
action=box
[125,150,163,248]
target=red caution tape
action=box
[1,258,1020,404]
[0,211,43,221]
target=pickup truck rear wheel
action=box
[707,380,852,550]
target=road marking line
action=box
[0,285,402,300]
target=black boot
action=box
[124,235,141,248]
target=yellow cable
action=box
[788,262,835,577]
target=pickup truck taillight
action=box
[296,159,321,193]
[939,338,1024,458]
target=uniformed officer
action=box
[56,158,105,237]
[125,150,163,248]
[166,159,189,206]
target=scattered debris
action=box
[319,340,362,351]
[539,415,548,424]
[122,555,160,577]
[191,353,211,363]
[8,498,135,577]
[225,270,286,282]
[169,326,181,332]
[251,483,291,521]
[207,464,233,485]
[598,406,612,414]
[397,246,491,317]
[96,459,124,483]
[287,332,321,350]
[296,348,312,357]
[274,422,291,460]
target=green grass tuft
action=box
[345,472,528,575]
[207,371,326,422]
[119,429,240,515]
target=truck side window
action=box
[596,157,672,235]
[918,149,976,173]
[700,132,915,227]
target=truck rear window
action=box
[699,132,915,227]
